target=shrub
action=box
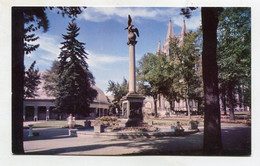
[96,116,117,121]
[122,126,158,132]
[189,120,199,129]
[246,119,251,126]
[94,116,119,126]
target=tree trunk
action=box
[158,94,161,111]
[185,98,191,119]
[242,85,246,112]
[12,7,25,154]
[221,91,227,115]
[202,7,222,155]
[153,98,158,117]
[238,85,243,111]
[227,83,235,120]
[197,99,201,115]
[170,100,175,113]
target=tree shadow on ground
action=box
[25,132,205,155]
[126,127,251,156]
[23,128,72,141]
[24,127,251,156]
[114,130,199,139]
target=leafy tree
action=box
[107,78,128,113]
[43,60,60,96]
[137,53,167,117]
[24,61,41,99]
[55,21,97,116]
[194,56,204,114]
[217,8,251,120]
[12,7,85,153]
[169,31,201,119]
[158,54,179,113]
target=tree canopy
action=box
[217,7,251,119]
[137,29,202,118]
[42,60,60,97]
[169,31,202,118]
[137,53,168,117]
[107,78,128,106]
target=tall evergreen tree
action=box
[55,21,97,116]
[24,61,41,99]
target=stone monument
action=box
[121,15,145,127]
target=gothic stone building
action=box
[142,18,198,117]
[142,18,250,117]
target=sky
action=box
[24,7,201,95]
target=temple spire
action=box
[162,18,174,56]
[156,40,162,56]
[179,18,188,46]
[180,18,187,36]
[166,18,174,40]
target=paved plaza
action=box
[23,125,251,156]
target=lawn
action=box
[24,110,250,129]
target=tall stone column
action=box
[129,43,136,93]
[120,15,145,127]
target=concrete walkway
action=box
[23,126,251,156]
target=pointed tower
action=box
[179,18,188,46]
[162,18,175,56]
[166,18,174,39]
[156,40,162,56]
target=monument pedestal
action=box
[121,15,144,127]
[121,92,145,127]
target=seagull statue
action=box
[125,15,139,45]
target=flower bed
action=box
[93,116,120,126]
[121,126,159,132]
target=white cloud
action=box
[172,9,201,30]
[24,33,62,70]
[25,32,128,71]
[86,50,128,69]
[26,33,61,61]
[80,7,201,29]
[80,7,201,30]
